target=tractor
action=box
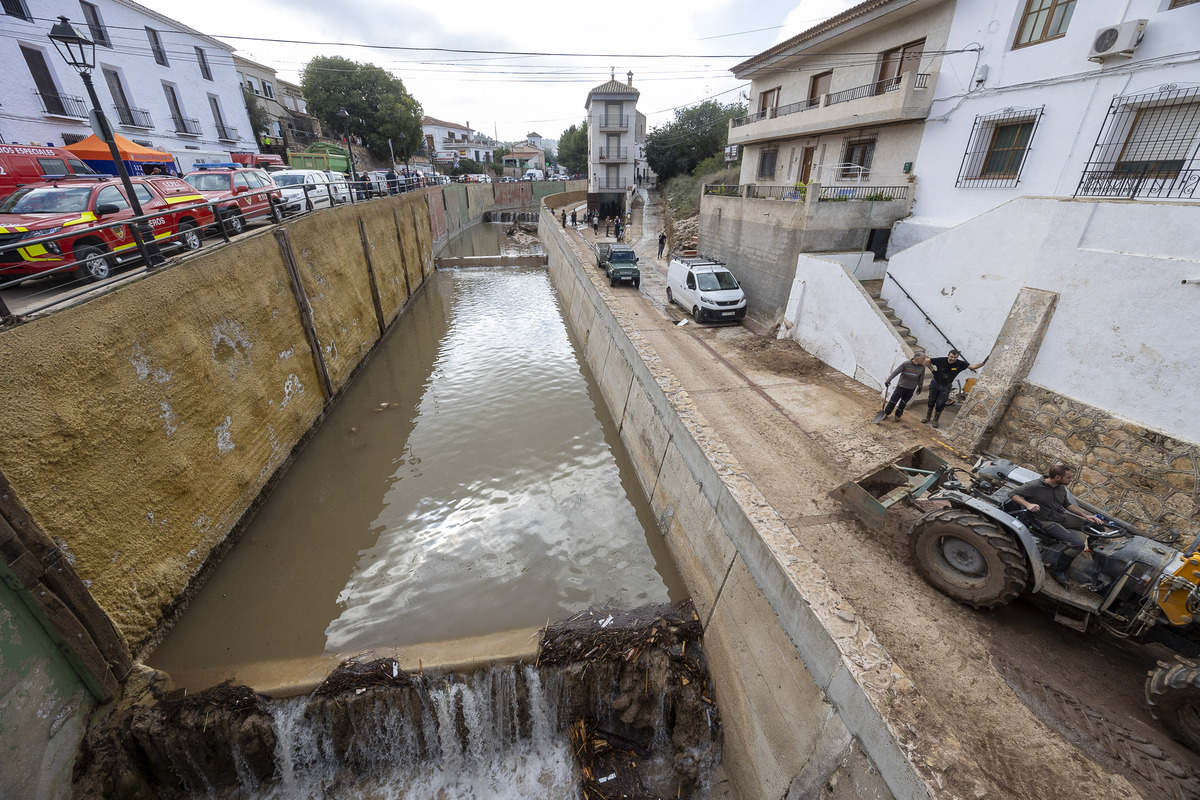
[837,449,1200,750]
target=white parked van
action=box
[271,169,336,213]
[666,257,747,323]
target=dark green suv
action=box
[605,244,640,288]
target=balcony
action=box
[728,71,932,146]
[595,115,629,132]
[1075,167,1200,201]
[34,90,88,119]
[113,105,154,129]
[597,147,629,162]
[215,124,239,142]
[172,116,202,136]
[593,178,628,190]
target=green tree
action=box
[645,100,745,182]
[241,85,270,138]
[300,55,423,160]
[557,122,588,175]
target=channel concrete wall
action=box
[428,179,585,253]
[539,202,938,800]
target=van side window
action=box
[37,158,69,176]
[66,158,94,174]
[686,272,696,290]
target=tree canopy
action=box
[300,56,423,161]
[557,122,588,176]
[644,100,745,182]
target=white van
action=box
[523,168,544,181]
[271,169,336,213]
[666,257,747,323]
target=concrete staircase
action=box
[860,279,918,349]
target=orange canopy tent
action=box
[64,133,176,175]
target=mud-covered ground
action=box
[559,190,1200,799]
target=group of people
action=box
[878,349,985,428]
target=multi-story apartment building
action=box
[585,71,646,216]
[0,0,257,171]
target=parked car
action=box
[498,176,516,183]
[595,242,611,269]
[666,256,747,323]
[605,243,640,287]
[0,174,213,282]
[0,144,97,201]
[270,169,337,213]
[321,171,352,204]
[183,165,281,235]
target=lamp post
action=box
[48,16,163,266]
[397,132,410,192]
[336,106,357,201]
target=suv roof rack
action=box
[193,163,242,170]
[674,254,725,268]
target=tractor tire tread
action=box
[909,508,1028,609]
[1147,658,1200,751]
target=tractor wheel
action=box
[1147,658,1200,752]
[908,508,1028,609]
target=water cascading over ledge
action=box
[72,603,719,799]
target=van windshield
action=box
[696,270,739,291]
[0,186,94,214]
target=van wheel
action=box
[666,287,673,304]
[75,243,112,282]
[693,306,703,323]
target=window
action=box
[757,148,778,180]
[195,47,212,81]
[262,81,274,99]
[61,132,88,145]
[246,77,261,95]
[758,87,780,114]
[145,28,169,66]
[1169,0,1199,7]
[877,39,925,90]
[132,185,154,206]
[38,158,69,176]
[103,67,130,110]
[96,185,129,211]
[840,139,875,180]
[956,107,1044,187]
[21,46,66,116]
[809,71,832,102]
[2,0,29,20]
[1076,86,1200,199]
[1013,0,1075,48]
[80,2,110,47]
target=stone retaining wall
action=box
[990,383,1199,541]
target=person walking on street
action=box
[561,210,567,228]
[879,353,926,421]
[922,349,987,428]
[386,167,397,195]
[604,217,611,237]
[658,231,666,258]
[571,210,577,226]
[592,216,599,236]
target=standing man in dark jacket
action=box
[922,349,987,428]
[880,352,926,421]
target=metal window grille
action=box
[1075,86,1200,200]
[956,106,1044,187]
[81,2,109,47]
[840,139,875,180]
[61,132,87,145]
[757,149,778,180]
[2,0,29,20]
[195,47,212,80]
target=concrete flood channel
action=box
[75,223,719,798]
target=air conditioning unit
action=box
[1088,19,1146,62]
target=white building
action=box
[585,71,646,215]
[891,0,1200,251]
[421,116,496,164]
[0,0,257,171]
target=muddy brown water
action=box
[149,224,686,691]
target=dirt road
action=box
[560,190,1200,799]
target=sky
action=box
[137,0,862,143]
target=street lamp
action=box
[397,132,410,192]
[336,106,357,201]
[48,16,163,266]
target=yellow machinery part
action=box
[1158,555,1200,625]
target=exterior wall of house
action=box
[730,0,953,191]
[0,0,256,161]
[892,0,1200,252]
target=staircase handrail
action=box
[884,273,958,353]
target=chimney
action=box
[627,71,633,87]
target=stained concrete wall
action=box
[699,192,912,329]
[781,254,912,391]
[427,180,585,253]
[540,206,937,800]
[0,192,434,655]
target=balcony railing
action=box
[595,115,629,131]
[34,90,88,118]
[826,73,929,105]
[173,116,202,135]
[818,184,909,201]
[113,105,154,128]
[594,178,627,190]
[1075,167,1200,200]
[703,184,743,196]
[597,147,628,160]
[215,124,239,142]
[750,184,806,200]
[712,184,910,202]
[732,97,821,127]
